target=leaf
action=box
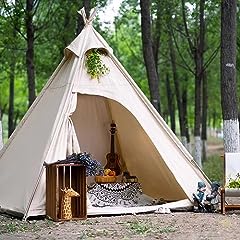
[85,49,110,80]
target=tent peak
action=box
[78,8,97,25]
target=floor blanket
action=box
[88,182,142,207]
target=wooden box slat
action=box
[46,163,87,221]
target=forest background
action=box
[0,0,239,179]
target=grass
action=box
[0,221,38,234]
[0,217,54,235]
[77,229,111,239]
[203,154,224,184]
[127,220,151,235]
[202,135,224,184]
[126,219,176,236]
[158,226,176,233]
[78,219,100,225]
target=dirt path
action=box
[207,144,224,157]
[1,211,240,240]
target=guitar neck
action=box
[110,133,115,154]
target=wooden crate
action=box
[46,163,87,221]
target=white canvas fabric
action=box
[0,9,210,219]
[225,152,240,185]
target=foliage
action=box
[0,0,239,139]
[85,49,110,80]
[105,0,150,97]
[227,174,240,189]
[0,0,110,130]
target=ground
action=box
[207,140,224,157]
[1,211,240,239]
[1,138,232,240]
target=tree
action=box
[108,1,148,95]
[140,0,161,113]
[166,6,187,145]
[180,0,206,167]
[201,71,208,161]
[25,0,36,107]
[7,2,21,136]
[76,0,91,35]
[0,108,3,150]
[165,73,176,133]
[8,47,16,137]
[2,0,51,108]
[221,0,239,152]
[0,0,236,149]
[152,1,161,74]
[0,1,25,136]
[198,0,207,163]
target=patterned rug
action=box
[87,182,142,207]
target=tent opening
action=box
[71,94,187,202]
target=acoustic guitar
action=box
[105,122,121,176]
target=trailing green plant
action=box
[85,48,110,80]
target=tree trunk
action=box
[221,0,239,152]
[193,0,205,168]
[76,0,91,35]
[14,110,20,130]
[140,0,161,113]
[0,109,3,150]
[152,2,161,66]
[26,0,36,108]
[212,111,217,129]
[182,77,190,151]
[168,28,185,139]
[201,71,208,161]
[194,53,202,166]
[165,73,175,133]
[8,56,16,137]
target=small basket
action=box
[95,175,117,183]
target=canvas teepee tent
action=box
[0,9,210,219]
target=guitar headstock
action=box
[110,122,117,135]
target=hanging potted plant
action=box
[85,48,110,81]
